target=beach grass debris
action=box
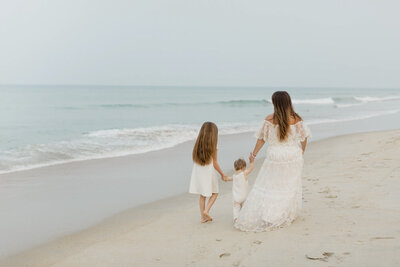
[322,252,334,257]
[219,252,231,258]
[216,239,222,242]
[306,252,334,262]
[305,255,328,262]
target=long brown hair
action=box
[192,122,218,165]
[271,91,301,141]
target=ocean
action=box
[0,85,400,174]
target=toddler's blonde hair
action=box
[234,158,246,171]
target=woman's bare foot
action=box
[203,212,213,222]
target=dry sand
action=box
[1,130,400,267]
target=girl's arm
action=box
[301,138,308,154]
[225,176,233,182]
[213,149,226,180]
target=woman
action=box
[234,91,311,232]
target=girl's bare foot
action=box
[203,212,213,222]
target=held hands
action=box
[222,174,233,182]
[249,152,255,163]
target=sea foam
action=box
[1,108,399,174]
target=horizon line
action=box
[1,83,399,90]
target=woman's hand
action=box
[301,138,307,155]
[222,174,228,181]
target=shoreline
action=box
[1,129,399,266]
[0,130,258,259]
[1,107,400,176]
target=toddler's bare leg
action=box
[233,201,241,222]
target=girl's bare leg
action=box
[204,193,218,221]
[199,195,207,223]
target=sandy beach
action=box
[1,129,399,266]
[2,1,400,265]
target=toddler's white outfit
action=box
[232,171,249,220]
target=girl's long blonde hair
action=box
[192,122,218,165]
[271,91,301,141]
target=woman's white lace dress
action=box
[234,120,311,232]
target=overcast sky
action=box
[0,0,399,87]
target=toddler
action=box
[225,155,254,222]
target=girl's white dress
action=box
[189,162,219,197]
[234,120,311,232]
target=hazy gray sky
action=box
[0,0,399,87]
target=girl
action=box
[189,122,226,223]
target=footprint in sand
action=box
[219,252,231,258]
[253,240,262,245]
[318,188,330,194]
[370,236,395,240]
[361,152,372,156]
[325,195,337,199]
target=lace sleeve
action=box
[296,121,312,142]
[255,121,269,141]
